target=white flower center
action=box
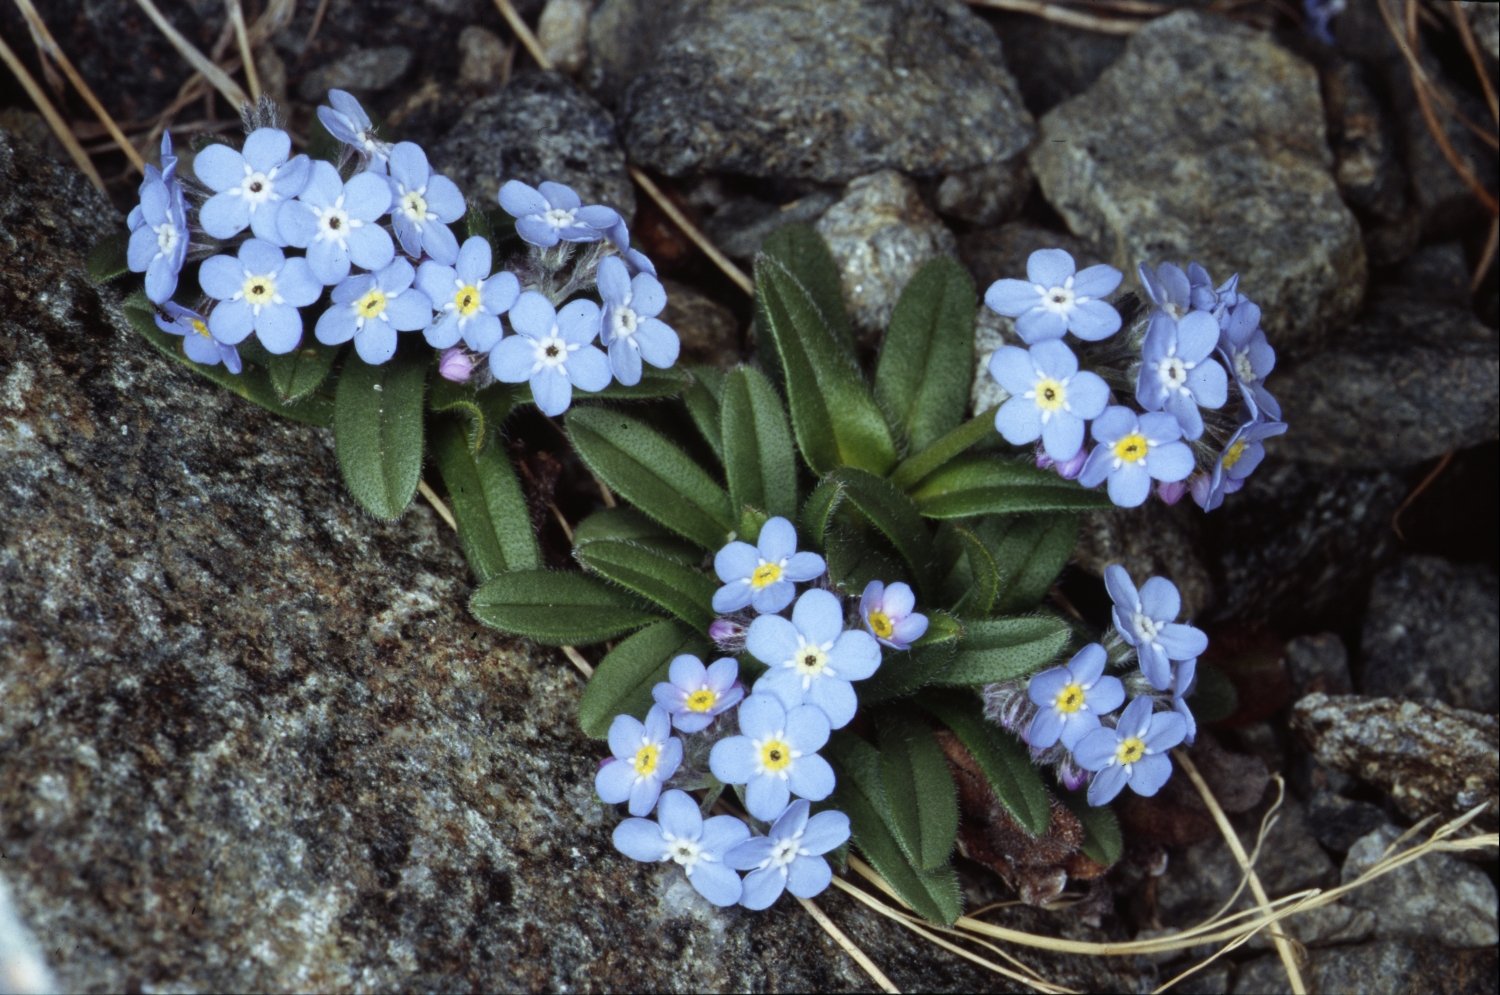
[399,188,430,224]
[1233,350,1257,384]
[237,166,276,206]
[610,305,640,341]
[154,221,180,257]
[1157,356,1191,390]
[532,333,574,370]
[663,834,704,871]
[1134,611,1159,643]
[315,199,356,244]
[1039,280,1077,315]
[790,638,832,686]
[544,207,577,230]
[239,272,279,313]
[768,832,804,870]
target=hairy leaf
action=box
[876,257,976,451]
[469,569,660,646]
[877,710,960,870]
[721,365,799,521]
[432,417,539,580]
[682,365,727,462]
[333,351,427,520]
[975,514,1078,614]
[267,341,339,403]
[921,691,1051,837]
[578,620,707,738]
[912,456,1112,518]
[932,615,1071,686]
[576,538,718,631]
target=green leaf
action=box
[87,232,131,283]
[920,691,1051,837]
[804,468,933,589]
[759,224,855,355]
[267,341,339,403]
[586,367,687,401]
[577,620,707,738]
[976,514,1079,614]
[566,406,734,550]
[875,258,976,452]
[573,507,703,564]
[859,641,956,704]
[912,456,1113,518]
[932,615,1071,686]
[827,733,963,925]
[877,711,960,870]
[333,352,428,520]
[429,380,516,454]
[1063,794,1123,867]
[721,366,799,522]
[1190,662,1239,723]
[575,539,717,631]
[469,569,660,646]
[432,417,539,580]
[682,366,727,461]
[889,408,998,493]
[122,293,334,426]
[935,523,999,618]
[755,250,897,476]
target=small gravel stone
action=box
[1342,824,1499,947]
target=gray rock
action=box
[538,0,592,74]
[1073,505,1214,620]
[662,279,742,368]
[934,156,1032,227]
[1361,556,1499,711]
[613,0,1036,184]
[1284,633,1353,696]
[1291,693,1499,825]
[1305,792,1391,854]
[1305,942,1499,995]
[985,12,1125,117]
[1342,825,1499,947]
[1031,10,1366,360]
[297,46,414,101]
[1274,290,1499,469]
[429,71,635,219]
[1466,1,1499,73]
[0,126,1022,994]
[0,874,52,995]
[703,191,839,264]
[813,171,958,339]
[457,25,508,88]
[1320,59,1418,267]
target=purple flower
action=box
[983,249,1123,343]
[859,580,928,650]
[386,142,465,264]
[1172,657,1198,745]
[277,160,394,285]
[725,800,849,909]
[126,168,188,304]
[437,346,475,383]
[154,301,242,374]
[1194,417,1288,512]
[1135,311,1228,441]
[708,694,835,822]
[1078,407,1194,508]
[1157,479,1189,505]
[989,339,1111,461]
[1218,300,1280,419]
[1024,643,1126,751]
[488,291,610,416]
[708,617,746,652]
[596,256,680,386]
[595,705,683,817]
[195,128,310,242]
[1104,564,1208,691]
[315,258,432,365]
[198,238,321,354]
[612,789,750,908]
[1074,696,1187,805]
[652,654,744,733]
[1036,445,1088,481]
[747,589,881,730]
[316,89,390,167]
[415,236,520,352]
[711,516,825,615]
[498,179,620,248]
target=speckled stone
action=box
[1341,825,1499,948]
[0,127,1129,994]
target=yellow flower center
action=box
[1222,439,1248,471]
[1112,432,1149,463]
[794,645,829,678]
[1055,683,1085,714]
[868,610,894,639]
[750,562,782,589]
[190,318,211,340]
[759,739,793,772]
[1115,737,1146,766]
[632,743,659,776]
[1035,377,1066,412]
[685,689,718,713]
[241,274,276,307]
[454,284,482,316]
[356,288,388,320]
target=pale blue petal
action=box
[984,278,1040,317]
[1117,696,1155,737]
[1157,623,1207,661]
[988,345,1036,395]
[596,256,631,304]
[1128,754,1172,796]
[1041,412,1084,462]
[1176,311,1220,362]
[1089,675,1125,714]
[803,678,857,729]
[194,143,245,191]
[509,291,556,339]
[791,589,843,645]
[631,275,667,318]
[200,192,249,239]
[594,759,634,804]
[1103,564,1138,610]
[1071,263,1122,298]
[387,289,433,332]
[736,694,786,740]
[254,303,303,354]
[238,238,284,274]
[607,713,645,760]
[708,737,757,785]
[421,221,459,266]
[612,818,668,861]
[801,811,851,855]
[739,867,787,910]
[715,541,758,582]
[1138,644,1172,690]
[786,856,832,899]
[1067,299,1122,341]
[425,175,465,221]
[749,580,795,615]
[782,549,824,582]
[567,345,612,393]
[242,128,290,171]
[515,216,560,247]
[635,319,679,368]
[701,814,751,855]
[753,668,807,712]
[1188,360,1227,409]
[315,305,357,345]
[1026,248,1075,286]
[745,776,790,822]
[1145,440,1194,482]
[788,752,835,800]
[1091,406,1135,442]
[1072,728,1119,771]
[424,313,462,349]
[539,180,580,209]
[829,630,880,681]
[388,142,428,189]
[1138,577,1180,620]
[277,201,317,248]
[655,789,702,838]
[627,775,663,816]
[1107,464,1151,507]
[1026,709,1063,748]
[354,324,397,365]
[126,226,157,272]
[1143,712,1187,754]
[712,582,752,613]
[415,261,456,304]
[725,836,773,872]
[784,704,831,752]
[1058,712,1102,751]
[1067,370,1110,420]
[690,862,744,907]
[1015,307,1066,343]
[1087,763,1130,805]
[481,271,520,314]
[308,238,352,285]
[277,258,323,306]
[757,516,798,561]
[347,225,395,271]
[747,615,799,668]
[1070,644,1108,684]
[1077,445,1113,488]
[1030,338,1079,378]
[498,179,547,217]
[489,336,535,382]
[530,368,572,416]
[463,313,503,352]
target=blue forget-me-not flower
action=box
[711,516,825,615]
[652,654,744,734]
[277,160,394,286]
[198,238,321,354]
[709,694,835,822]
[989,338,1111,461]
[858,580,928,650]
[612,789,751,908]
[195,127,310,242]
[725,800,850,909]
[1135,310,1228,441]
[1024,643,1125,751]
[1078,407,1194,508]
[596,705,683,817]
[316,258,433,365]
[154,301,241,374]
[498,179,620,248]
[748,588,881,730]
[488,291,610,416]
[1073,696,1187,806]
[1104,564,1208,691]
[984,248,1123,343]
[416,236,520,352]
[386,141,465,265]
[596,256,680,386]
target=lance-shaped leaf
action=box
[859,641,957,704]
[87,232,131,283]
[123,294,333,426]
[877,710,960,870]
[586,367,687,401]
[682,365,727,462]
[267,340,340,404]
[804,467,932,589]
[575,538,717,632]
[889,408,998,493]
[573,507,703,565]
[827,733,963,925]
[333,350,428,520]
[875,257,976,452]
[921,691,1051,837]
[721,365,798,521]
[566,406,734,550]
[432,417,538,581]
[577,619,707,738]
[975,514,1078,614]
[755,251,896,476]
[934,523,999,618]
[469,569,660,646]
[930,615,1070,686]
[429,379,516,455]
[1063,793,1123,867]
[912,456,1112,518]
[759,224,855,355]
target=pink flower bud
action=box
[438,346,474,383]
[1156,479,1188,505]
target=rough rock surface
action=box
[1290,693,1499,825]
[1341,825,1499,948]
[609,0,1035,184]
[1031,10,1366,358]
[1284,633,1353,697]
[0,127,1053,993]
[1234,942,1499,995]
[1360,556,1499,711]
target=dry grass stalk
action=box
[131,0,249,109]
[0,30,107,192]
[964,0,1147,34]
[225,0,261,101]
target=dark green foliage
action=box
[333,351,428,520]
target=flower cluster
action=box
[985,250,1287,511]
[598,516,931,909]
[124,91,678,415]
[988,563,1201,806]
